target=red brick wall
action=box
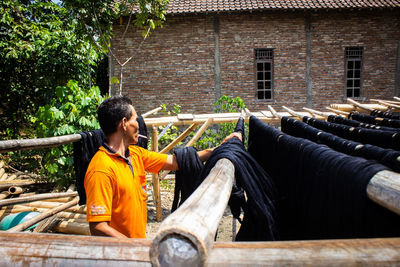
[110,9,399,114]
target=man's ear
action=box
[120,117,128,131]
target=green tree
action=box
[0,0,101,137]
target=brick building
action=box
[110,0,400,114]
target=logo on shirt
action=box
[142,185,146,193]
[89,204,106,215]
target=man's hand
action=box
[222,132,242,143]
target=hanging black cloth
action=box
[249,115,400,240]
[371,109,400,120]
[328,115,399,132]
[303,116,400,150]
[73,129,106,205]
[172,118,278,241]
[281,116,400,172]
[350,112,400,129]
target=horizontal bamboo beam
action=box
[150,158,235,267]
[0,191,78,207]
[0,232,399,266]
[0,180,35,191]
[326,107,350,116]
[330,103,387,112]
[0,134,82,153]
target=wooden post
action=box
[151,126,162,222]
[150,158,234,267]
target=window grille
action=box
[255,49,273,100]
[345,47,363,98]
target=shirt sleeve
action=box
[141,148,168,173]
[85,170,113,222]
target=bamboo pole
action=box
[186,118,214,147]
[0,168,5,181]
[18,201,86,214]
[8,186,23,194]
[142,106,162,118]
[6,197,79,232]
[5,174,17,181]
[0,180,35,191]
[370,99,400,105]
[54,221,90,235]
[367,170,400,216]
[268,105,282,118]
[0,191,78,207]
[302,107,332,118]
[394,96,400,101]
[282,106,306,119]
[0,134,82,153]
[347,98,374,111]
[0,191,9,200]
[151,126,162,222]
[326,107,350,116]
[376,100,400,110]
[150,158,235,267]
[159,123,199,154]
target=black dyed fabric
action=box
[328,115,399,132]
[249,115,400,240]
[303,116,400,150]
[172,146,204,212]
[73,129,106,205]
[136,115,148,149]
[173,139,278,241]
[234,117,246,143]
[350,112,400,129]
[281,116,400,172]
[371,109,400,120]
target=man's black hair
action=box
[97,95,133,136]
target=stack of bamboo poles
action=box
[0,183,89,235]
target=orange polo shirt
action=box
[84,145,167,238]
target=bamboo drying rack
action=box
[0,98,399,266]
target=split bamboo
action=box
[150,158,235,267]
[6,198,79,232]
[151,126,162,222]
[0,191,78,207]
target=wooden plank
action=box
[0,232,152,266]
[0,232,398,266]
[151,126,162,222]
[150,158,235,267]
[207,238,400,266]
[0,134,82,153]
[177,113,194,120]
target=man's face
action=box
[126,105,139,144]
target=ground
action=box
[146,185,235,242]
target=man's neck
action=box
[106,133,129,156]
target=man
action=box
[85,95,240,238]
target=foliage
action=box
[194,95,248,150]
[62,0,169,50]
[0,0,102,138]
[30,80,105,187]
[156,104,181,150]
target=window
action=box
[255,49,273,100]
[345,47,363,98]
